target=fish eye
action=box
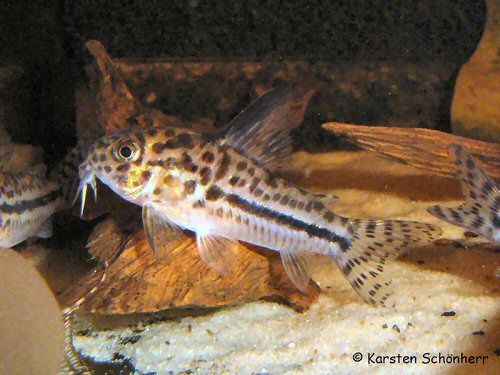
[120,146,133,158]
[113,142,140,162]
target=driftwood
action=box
[60,206,320,313]
[323,122,500,179]
[80,40,188,139]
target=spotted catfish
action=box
[0,163,62,248]
[427,144,499,244]
[76,87,441,306]
[0,126,63,247]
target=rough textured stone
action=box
[0,249,65,375]
[451,0,500,142]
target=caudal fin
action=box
[427,144,500,243]
[333,219,441,306]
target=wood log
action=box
[323,122,500,179]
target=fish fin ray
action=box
[195,232,238,275]
[30,164,48,178]
[280,248,314,292]
[224,86,314,170]
[332,219,441,306]
[313,192,339,207]
[36,218,53,239]
[142,205,184,261]
[427,144,499,242]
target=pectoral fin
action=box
[142,205,184,260]
[30,164,48,178]
[36,218,53,239]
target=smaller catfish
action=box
[76,87,441,306]
[0,129,63,247]
[427,144,499,244]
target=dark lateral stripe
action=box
[225,193,350,251]
[0,189,61,214]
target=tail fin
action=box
[333,219,441,306]
[427,144,499,243]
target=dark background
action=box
[0,0,486,163]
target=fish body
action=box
[428,144,499,244]
[0,165,62,247]
[77,87,441,306]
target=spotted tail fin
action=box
[332,219,441,306]
[427,144,500,243]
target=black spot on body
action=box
[116,164,131,172]
[184,180,197,195]
[182,153,198,173]
[147,160,165,167]
[236,161,247,171]
[152,143,163,154]
[482,181,494,194]
[466,157,475,169]
[147,128,158,137]
[177,133,194,149]
[265,173,279,188]
[324,211,335,222]
[215,148,231,181]
[313,201,325,212]
[202,151,215,163]
[135,132,146,145]
[206,185,224,201]
[200,167,212,185]
[249,177,261,193]
[229,176,240,186]
[493,215,500,228]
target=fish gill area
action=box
[0,2,499,374]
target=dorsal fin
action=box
[224,86,315,170]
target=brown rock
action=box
[0,249,64,375]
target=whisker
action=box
[80,184,88,218]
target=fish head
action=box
[75,127,190,215]
[76,129,152,214]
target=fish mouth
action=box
[73,170,98,217]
